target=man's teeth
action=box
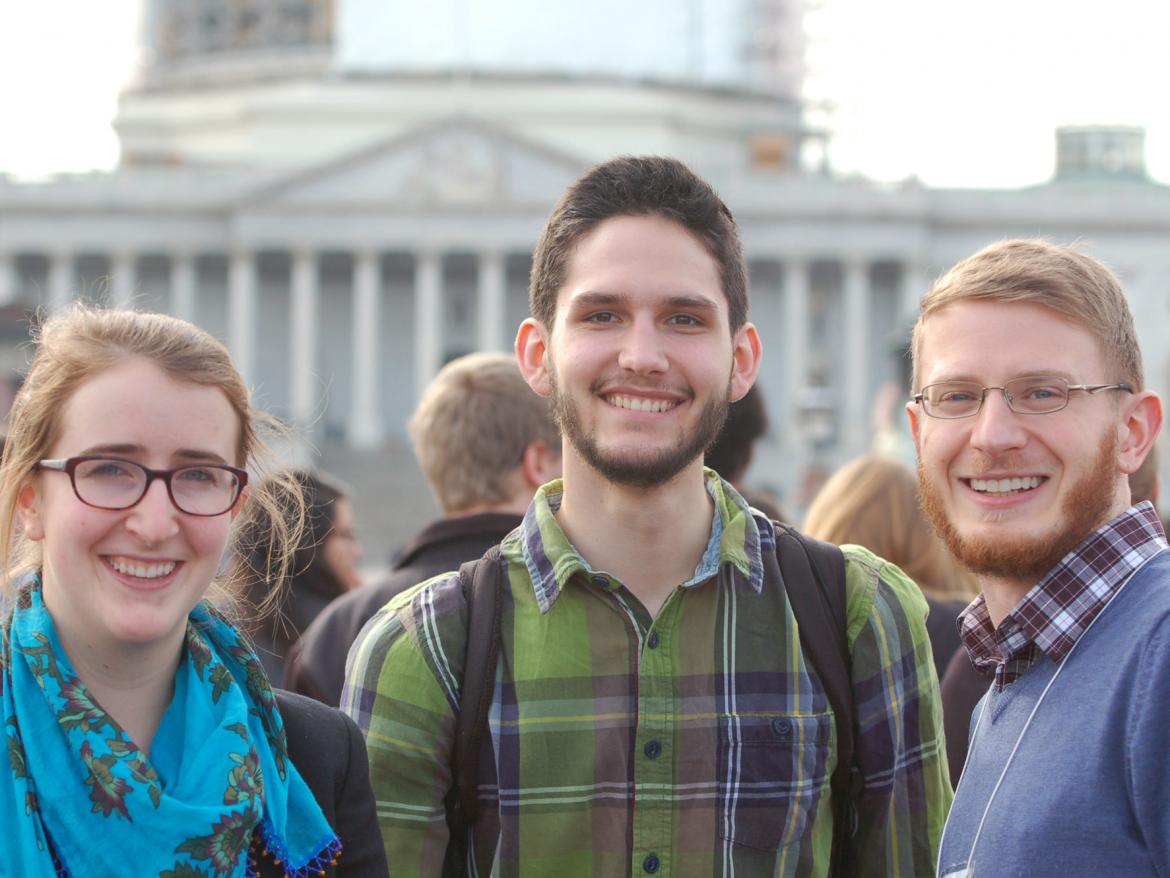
[606,395,677,413]
[970,476,1042,494]
[108,557,177,579]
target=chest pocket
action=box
[717,712,832,851]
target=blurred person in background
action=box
[283,352,561,706]
[704,383,788,521]
[803,453,978,676]
[940,446,1161,783]
[241,469,362,682]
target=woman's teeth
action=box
[970,476,1042,494]
[108,557,177,579]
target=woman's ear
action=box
[17,478,45,541]
[230,487,249,522]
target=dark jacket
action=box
[940,644,990,785]
[283,512,523,706]
[251,690,389,877]
[924,595,968,679]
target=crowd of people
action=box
[1,154,1165,878]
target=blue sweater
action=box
[939,549,1170,877]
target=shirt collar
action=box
[959,501,1168,670]
[519,468,768,614]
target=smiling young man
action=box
[907,240,1168,878]
[344,156,951,876]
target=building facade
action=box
[2,0,1168,535]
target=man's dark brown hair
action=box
[529,155,749,332]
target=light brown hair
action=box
[408,352,559,513]
[0,306,305,611]
[802,454,977,600]
[911,239,1143,391]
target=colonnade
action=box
[0,246,927,463]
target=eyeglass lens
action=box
[72,458,241,515]
[924,377,1070,417]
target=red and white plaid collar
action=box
[958,502,1168,689]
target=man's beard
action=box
[549,363,731,490]
[918,429,1119,584]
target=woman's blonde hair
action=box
[0,306,304,612]
[802,454,977,600]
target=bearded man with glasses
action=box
[907,239,1168,878]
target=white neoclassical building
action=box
[2,0,1169,535]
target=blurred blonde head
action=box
[803,454,977,600]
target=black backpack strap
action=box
[443,545,504,877]
[772,523,856,877]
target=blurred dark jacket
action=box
[283,512,522,706]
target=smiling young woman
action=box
[0,307,387,877]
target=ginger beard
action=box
[917,428,1121,585]
[548,359,732,490]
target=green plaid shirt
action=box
[342,473,951,876]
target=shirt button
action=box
[642,854,661,873]
[643,739,662,759]
[590,574,609,588]
[647,631,660,649]
[772,718,792,738]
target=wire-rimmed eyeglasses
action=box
[38,456,248,516]
[913,376,1134,419]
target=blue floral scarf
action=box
[0,579,340,877]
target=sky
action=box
[0,0,1166,188]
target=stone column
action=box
[0,252,15,306]
[170,252,196,322]
[900,260,930,325]
[476,250,507,352]
[47,251,73,314]
[348,250,383,447]
[110,251,136,309]
[414,250,442,402]
[228,250,256,385]
[290,250,319,431]
[842,259,870,458]
[782,258,810,492]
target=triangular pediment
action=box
[246,116,587,209]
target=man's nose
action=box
[969,389,1029,455]
[616,319,669,374]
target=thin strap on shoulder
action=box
[444,544,505,876]
[452,544,504,824]
[773,522,855,877]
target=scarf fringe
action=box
[247,828,342,878]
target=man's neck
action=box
[555,454,715,618]
[977,576,1032,629]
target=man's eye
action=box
[669,314,702,326]
[585,312,617,323]
[938,390,976,403]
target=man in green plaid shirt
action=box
[342,156,951,876]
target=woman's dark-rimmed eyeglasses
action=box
[38,456,248,517]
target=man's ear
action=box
[520,439,563,490]
[728,322,762,403]
[907,400,923,451]
[17,478,45,542]
[1117,390,1163,476]
[515,318,553,398]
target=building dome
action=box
[139,0,335,88]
